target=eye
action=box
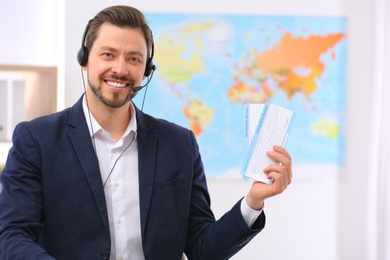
[130,57,141,63]
[103,53,113,58]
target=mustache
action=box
[106,74,135,85]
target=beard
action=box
[88,75,136,109]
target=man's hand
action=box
[246,145,292,210]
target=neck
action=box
[86,92,132,141]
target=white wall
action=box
[337,0,374,259]
[0,1,57,66]
[1,0,374,259]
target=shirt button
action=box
[116,218,121,224]
[119,256,124,260]
[114,181,119,187]
[100,251,109,259]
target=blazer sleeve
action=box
[0,123,54,259]
[184,131,265,260]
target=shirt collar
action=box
[82,94,137,139]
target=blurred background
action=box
[0,0,389,259]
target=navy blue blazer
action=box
[0,96,265,260]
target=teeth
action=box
[106,81,127,88]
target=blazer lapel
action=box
[65,99,158,239]
[67,97,110,235]
[135,106,158,237]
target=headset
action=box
[77,20,156,77]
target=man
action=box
[0,5,292,260]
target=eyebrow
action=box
[99,46,145,57]
[99,46,117,53]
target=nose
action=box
[111,58,129,76]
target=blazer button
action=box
[101,251,109,259]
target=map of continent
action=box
[135,14,347,179]
[229,32,345,103]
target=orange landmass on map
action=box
[183,99,214,136]
[278,64,324,98]
[228,77,272,103]
[257,32,345,99]
[228,32,345,103]
[256,32,345,73]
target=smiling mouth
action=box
[105,80,128,88]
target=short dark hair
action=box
[85,5,153,58]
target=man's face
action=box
[85,23,147,108]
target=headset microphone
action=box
[132,66,156,92]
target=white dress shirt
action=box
[82,97,261,260]
[83,98,144,260]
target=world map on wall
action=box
[134,14,347,179]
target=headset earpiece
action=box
[144,59,156,77]
[77,20,91,66]
[144,42,156,77]
[77,46,89,67]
